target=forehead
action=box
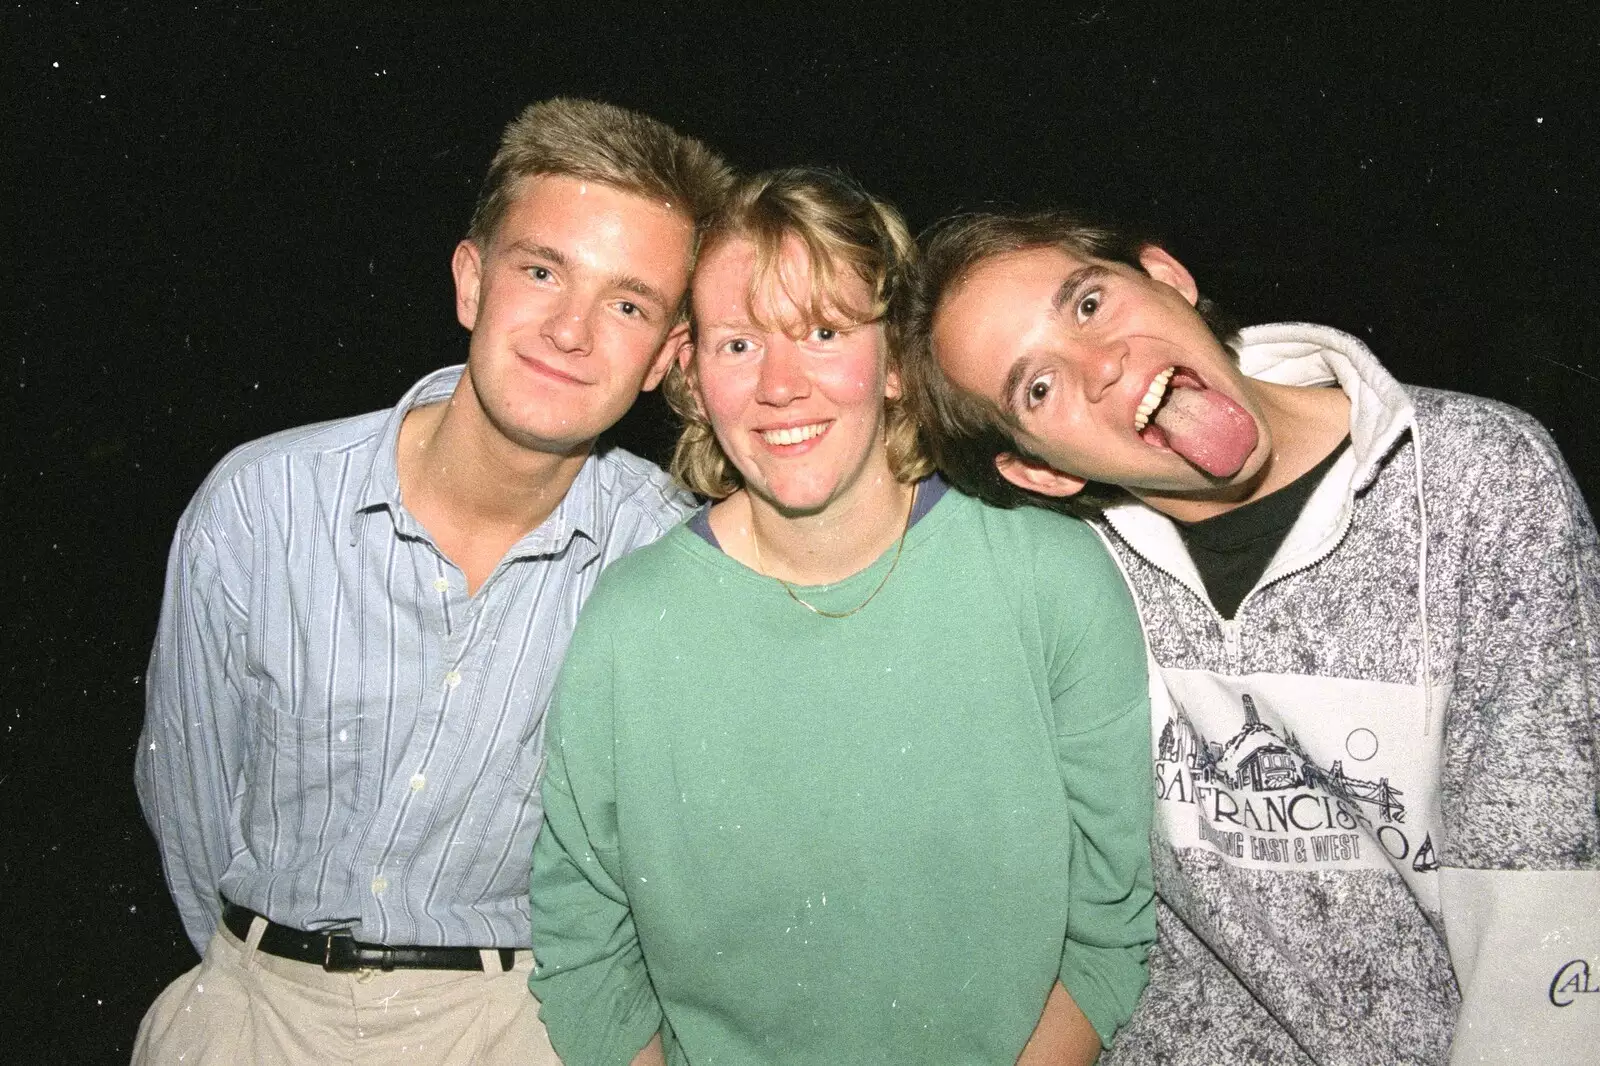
[693,234,870,324]
[929,247,1088,384]
[495,174,694,252]
[940,245,1095,323]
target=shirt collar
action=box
[351,364,465,526]
[507,451,604,559]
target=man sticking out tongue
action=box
[907,208,1600,1066]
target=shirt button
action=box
[370,876,388,895]
[409,773,426,792]
[433,577,449,592]
[444,670,461,689]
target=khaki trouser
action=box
[131,915,561,1065]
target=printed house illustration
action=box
[1235,743,1304,792]
[1217,695,1307,791]
[1166,693,1408,824]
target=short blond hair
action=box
[467,98,733,257]
[664,167,934,499]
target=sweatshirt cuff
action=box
[1060,939,1150,1047]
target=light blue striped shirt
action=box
[137,366,694,952]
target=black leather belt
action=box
[221,900,517,972]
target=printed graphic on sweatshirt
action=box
[1153,669,1448,911]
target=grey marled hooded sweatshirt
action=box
[1096,323,1600,1065]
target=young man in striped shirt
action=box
[133,99,731,1065]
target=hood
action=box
[1233,322,1414,494]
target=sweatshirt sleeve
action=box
[528,606,662,1066]
[1435,413,1600,1065]
[1043,530,1158,1047]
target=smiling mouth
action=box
[759,421,830,447]
[519,352,589,386]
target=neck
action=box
[398,383,591,537]
[717,465,915,586]
[1134,379,1351,524]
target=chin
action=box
[502,418,600,455]
[755,482,839,518]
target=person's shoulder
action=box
[574,522,704,632]
[1410,386,1550,438]
[587,445,696,531]
[182,408,389,526]
[1407,386,1573,489]
[957,488,1106,552]
[947,489,1125,590]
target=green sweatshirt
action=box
[529,487,1154,1065]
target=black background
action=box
[7,3,1597,1058]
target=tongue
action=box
[1151,385,1259,477]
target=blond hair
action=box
[665,167,933,498]
[466,98,733,262]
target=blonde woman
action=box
[529,168,1154,1065]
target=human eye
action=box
[721,336,757,357]
[616,300,648,321]
[526,264,554,283]
[811,326,839,343]
[1074,287,1103,324]
[1024,372,1053,410]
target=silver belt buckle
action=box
[322,930,358,971]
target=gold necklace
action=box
[749,484,917,619]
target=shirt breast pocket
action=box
[241,695,367,861]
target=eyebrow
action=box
[1000,357,1037,419]
[507,240,671,311]
[611,274,671,310]
[508,240,569,268]
[997,263,1114,417]
[1053,264,1111,312]
[699,318,752,333]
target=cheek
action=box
[479,287,547,335]
[692,364,756,434]
[814,352,887,412]
[602,322,667,375]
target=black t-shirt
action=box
[1175,438,1351,620]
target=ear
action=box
[884,364,903,402]
[1138,245,1200,307]
[452,240,484,331]
[995,452,1088,498]
[642,321,692,393]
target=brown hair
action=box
[902,209,1239,513]
[466,98,733,273]
[665,167,934,499]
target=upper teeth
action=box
[761,422,828,446]
[1133,368,1176,431]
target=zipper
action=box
[1230,497,1358,622]
[1220,619,1242,669]
[1107,497,1357,672]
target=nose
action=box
[1077,337,1127,402]
[541,295,593,355]
[754,337,810,405]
